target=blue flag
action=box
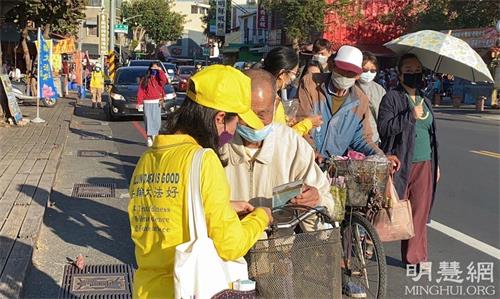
[38,33,59,100]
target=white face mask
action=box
[331,70,356,90]
[313,54,328,65]
[359,71,377,83]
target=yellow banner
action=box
[53,38,76,54]
[52,54,62,73]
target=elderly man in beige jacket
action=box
[221,69,335,231]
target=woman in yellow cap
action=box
[128,65,272,299]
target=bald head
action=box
[243,69,276,125]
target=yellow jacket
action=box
[128,134,269,299]
[90,70,104,89]
[275,101,313,136]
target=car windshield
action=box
[115,69,147,85]
[179,67,195,75]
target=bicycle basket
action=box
[247,228,342,299]
[327,159,391,206]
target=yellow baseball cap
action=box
[187,65,264,129]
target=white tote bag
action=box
[174,149,249,299]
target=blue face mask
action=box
[236,123,274,142]
[151,69,158,76]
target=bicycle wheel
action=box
[341,211,387,299]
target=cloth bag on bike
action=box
[174,149,249,299]
[373,176,415,242]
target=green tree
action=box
[122,0,185,50]
[7,0,85,72]
[415,0,499,31]
[261,0,360,49]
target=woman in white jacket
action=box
[356,52,387,144]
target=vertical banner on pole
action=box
[257,3,268,29]
[37,33,59,100]
[75,51,83,85]
[99,14,108,58]
[216,0,226,37]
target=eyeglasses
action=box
[363,69,377,73]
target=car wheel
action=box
[106,103,118,121]
[42,98,57,108]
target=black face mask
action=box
[402,72,423,89]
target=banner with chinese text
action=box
[216,0,226,37]
[37,32,59,100]
[258,3,268,29]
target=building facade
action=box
[169,0,210,58]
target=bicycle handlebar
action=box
[268,205,330,231]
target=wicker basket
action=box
[328,159,390,206]
[247,229,342,299]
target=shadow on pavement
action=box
[20,185,135,266]
[69,127,144,146]
[0,236,60,299]
[386,255,406,269]
[104,153,140,183]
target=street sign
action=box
[202,47,210,57]
[114,24,128,34]
[216,0,226,37]
[209,19,216,34]
[99,14,108,55]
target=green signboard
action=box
[114,24,128,34]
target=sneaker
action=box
[342,281,367,298]
[91,102,96,109]
[146,136,153,147]
[97,102,102,109]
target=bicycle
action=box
[327,158,390,298]
[247,204,343,299]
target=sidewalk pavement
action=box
[433,105,500,122]
[0,96,73,298]
[22,99,136,298]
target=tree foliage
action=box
[8,0,85,37]
[260,0,362,46]
[122,0,185,46]
[414,0,499,31]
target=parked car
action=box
[104,66,182,120]
[128,60,166,73]
[162,62,178,86]
[175,66,196,92]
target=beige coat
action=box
[221,124,335,228]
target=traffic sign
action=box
[114,24,128,34]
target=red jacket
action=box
[136,70,168,105]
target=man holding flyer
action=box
[221,69,334,231]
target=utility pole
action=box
[109,0,116,53]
